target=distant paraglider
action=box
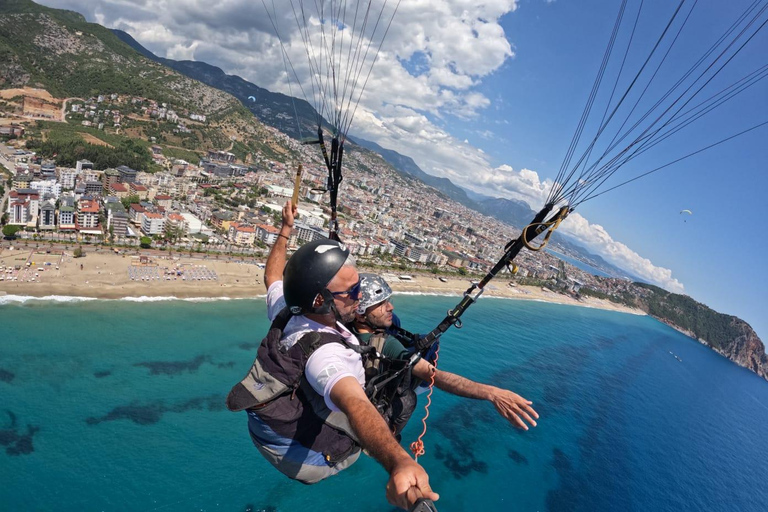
[247,96,256,102]
[680,209,693,222]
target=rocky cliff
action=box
[713,319,768,380]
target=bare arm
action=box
[330,377,439,510]
[412,359,539,430]
[264,200,296,291]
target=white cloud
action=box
[455,163,685,292]
[561,213,685,293]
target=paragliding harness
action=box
[227,308,418,482]
[353,329,419,438]
[304,127,344,241]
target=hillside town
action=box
[0,93,628,300]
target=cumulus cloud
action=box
[561,213,685,293]
[457,164,685,293]
[37,0,683,292]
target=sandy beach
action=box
[0,245,645,316]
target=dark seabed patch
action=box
[0,368,15,383]
[545,446,579,512]
[545,339,663,512]
[594,334,624,351]
[432,442,488,479]
[216,361,236,369]
[134,355,212,375]
[0,411,40,456]
[93,370,111,378]
[550,448,572,473]
[508,449,529,465]
[431,403,495,479]
[85,394,224,426]
[430,343,593,479]
[238,342,260,351]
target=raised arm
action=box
[264,200,296,291]
[330,376,439,510]
[412,360,539,431]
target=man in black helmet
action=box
[257,201,438,510]
[351,273,540,432]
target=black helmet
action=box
[283,238,350,314]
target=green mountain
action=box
[0,0,244,116]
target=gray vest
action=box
[227,309,368,483]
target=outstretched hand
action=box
[386,458,439,510]
[281,200,297,228]
[489,389,539,430]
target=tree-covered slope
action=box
[0,0,238,115]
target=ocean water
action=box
[1,294,767,512]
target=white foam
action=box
[0,295,98,305]
[0,294,266,305]
[392,291,462,298]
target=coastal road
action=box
[0,148,14,216]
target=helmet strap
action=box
[324,289,345,325]
[364,316,387,333]
[309,288,343,324]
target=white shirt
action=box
[267,281,366,411]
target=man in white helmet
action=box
[350,273,540,432]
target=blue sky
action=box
[437,0,768,341]
[40,0,767,342]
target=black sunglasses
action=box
[330,280,361,301]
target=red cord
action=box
[410,345,440,461]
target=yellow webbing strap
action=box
[292,164,303,207]
[521,206,570,252]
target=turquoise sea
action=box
[2,294,767,512]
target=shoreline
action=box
[0,246,646,316]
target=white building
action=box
[179,213,204,234]
[294,223,326,244]
[58,168,78,190]
[30,179,62,200]
[256,224,280,245]
[296,207,326,228]
[266,185,293,199]
[76,159,94,173]
[7,190,40,226]
[141,212,165,235]
[77,199,100,229]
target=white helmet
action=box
[356,273,392,314]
